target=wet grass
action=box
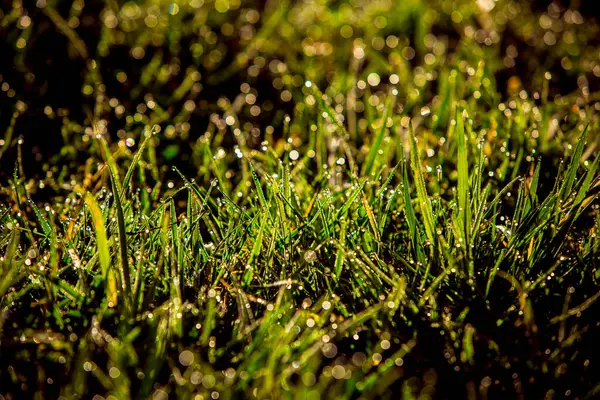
[1,0,600,399]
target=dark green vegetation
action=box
[1,0,600,398]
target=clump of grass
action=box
[2,92,600,398]
[2,0,600,399]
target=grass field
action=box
[1,0,600,398]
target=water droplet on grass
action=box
[304,250,317,263]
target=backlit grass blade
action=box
[0,110,18,159]
[28,199,52,238]
[98,136,123,196]
[336,180,366,219]
[456,108,473,278]
[402,157,418,244]
[335,218,347,279]
[112,183,132,308]
[408,122,436,249]
[0,231,21,298]
[132,234,147,313]
[82,191,117,305]
[28,199,59,275]
[524,162,541,217]
[244,214,268,286]
[400,149,426,282]
[559,126,587,203]
[361,194,380,241]
[123,129,152,191]
[363,96,393,177]
[456,108,470,247]
[574,150,600,207]
[170,199,183,299]
[376,161,401,201]
[378,181,400,235]
[102,146,133,311]
[248,160,271,219]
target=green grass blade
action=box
[559,126,587,203]
[248,160,271,218]
[81,191,117,305]
[122,129,152,191]
[408,123,436,249]
[103,153,132,311]
[456,108,470,247]
[336,180,366,220]
[363,96,392,177]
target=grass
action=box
[1,0,600,398]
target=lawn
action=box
[1,0,600,398]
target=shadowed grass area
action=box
[1,0,600,399]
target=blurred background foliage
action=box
[0,0,599,187]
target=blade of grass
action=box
[456,108,470,248]
[363,96,393,177]
[408,123,437,250]
[80,190,117,305]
